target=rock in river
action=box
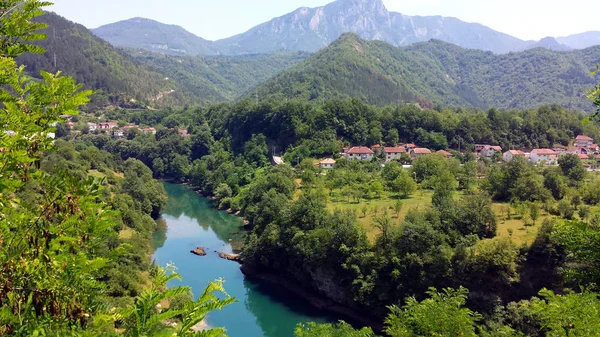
[190,247,207,256]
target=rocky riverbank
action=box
[240,264,383,332]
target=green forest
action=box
[255,33,600,112]
[5,1,600,336]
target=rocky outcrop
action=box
[217,252,242,263]
[240,264,383,332]
[190,247,207,256]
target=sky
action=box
[48,0,599,41]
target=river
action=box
[152,183,335,337]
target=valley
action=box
[3,1,600,336]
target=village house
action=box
[87,122,98,132]
[113,129,125,139]
[346,146,375,161]
[435,150,453,159]
[318,158,336,169]
[98,122,118,130]
[503,150,525,162]
[575,135,594,149]
[404,144,417,152]
[383,146,406,162]
[178,129,190,139]
[481,145,503,158]
[530,149,559,165]
[142,127,157,135]
[410,148,432,159]
[578,154,591,161]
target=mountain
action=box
[215,0,529,54]
[92,18,220,56]
[17,12,186,109]
[253,33,600,111]
[558,31,600,50]
[127,50,309,101]
[526,37,572,51]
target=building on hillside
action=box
[436,150,453,159]
[503,150,525,162]
[481,145,503,158]
[530,149,559,165]
[410,148,432,159]
[404,144,417,151]
[318,158,336,169]
[575,135,594,149]
[142,127,157,135]
[178,129,190,139]
[113,129,125,139]
[578,153,591,161]
[383,146,406,162]
[98,122,118,130]
[567,146,586,155]
[346,146,375,161]
[87,122,98,132]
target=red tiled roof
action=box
[490,146,502,151]
[532,149,557,155]
[384,147,406,153]
[405,144,417,149]
[578,154,590,160]
[436,150,452,156]
[319,158,336,165]
[347,146,374,154]
[576,135,593,141]
[506,150,525,155]
[412,148,432,154]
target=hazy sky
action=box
[48,0,599,41]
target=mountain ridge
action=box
[251,33,600,111]
[92,0,600,55]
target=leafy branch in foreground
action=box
[119,264,235,337]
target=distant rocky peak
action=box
[328,0,388,16]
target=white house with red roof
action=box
[503,150,525,162]
[98,122,118,130]
[481,145,503,158]
[318,158,336,169]
[530,149,559,164]
[575,135,594,149]
[436,150,453,159]
[346,146,374,161]
[410,148,432,159]
[383,146,406,162]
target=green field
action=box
[324,188,555,246]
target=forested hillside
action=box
[255,33,600,112]
[128,50,309,101]
[16,12,190,109]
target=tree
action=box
[558,154,586,183]
[369,179,385,199]
[431,170,458,209]
[530,202,540,225]
[384,287,480,337]
[579,205,591,223]
[393,199,403,218]
[530,289,600,337]
[544,168,567,200]
[384,128,400,146]
[454,193,497,238]
[295,322,375,337]
[390,171,417,198]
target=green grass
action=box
[327,190,433,241]
[324,188,558,246]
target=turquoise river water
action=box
[152,183,335,337]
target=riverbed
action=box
[152,183,335,337]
